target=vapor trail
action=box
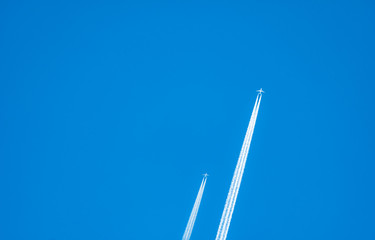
[217,95,260,238]
[182,175,208,240]
[184,178,206,239]
[222,94,262,240]
[215,92,263,240]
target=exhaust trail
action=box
[215,91,263,240]
[221,94,262,240]
[217,94,260,238]
[182,175,208,240]
[184,178,206,239]
[186,178,206,238]
[217,95,261,240]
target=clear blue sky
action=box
[1,1,374,239]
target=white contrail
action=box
[220,95,262,240]
[187,178,206,237]
[184,178,206,239]
[217,95,260,238]
[222,94,262,240]
[183,177,207,240]
[182,175,208,240]
[217,95,261,240]
[218,94,262,240]
[215,93,263,240]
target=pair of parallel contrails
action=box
[182,89,264,240]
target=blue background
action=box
[1,1,374,239]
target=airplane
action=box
[257,88,265,94]
[202,173,209,178]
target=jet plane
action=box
[202,173,209,178]
[257,88,265,94]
